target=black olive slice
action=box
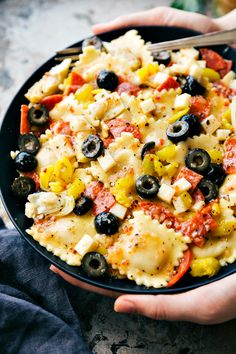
[74,196,93,216]
[18,134,40,155]
[198,179,219,203]
[81,134,104,159]
[153,50,171,66]
[11,176,36,199]
[81,252,108,278]
[185,148,211,175]
[141,141,156,160]
[82,36,105,51]
[205,164,226,187]
[97,70,119,91]
[136,175,160,199]
[166,121,190,143]
[181,75,205,96]
[28,104,49,126]
[94,212,119,235]
[179,114,201,137]
[14,151,38,172]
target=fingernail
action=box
[114,299,136,313]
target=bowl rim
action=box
[1,25,236,294]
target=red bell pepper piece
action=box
[20,105,30,134]
[157,77,179,92]
[41,94,63,111]
[167,249,192,287]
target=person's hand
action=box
[92,6,220,35]
[114,273,236,324]
[51,265,236,324]
[92,6,236,35]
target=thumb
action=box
[92,7,168,34]
[114,293,198,322]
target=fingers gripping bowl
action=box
[1,26,236,294]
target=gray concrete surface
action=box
[1,1,236,353]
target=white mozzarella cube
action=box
[197,60,206,68]
[170,63,188,75]
[229,79,236,90]
[97,150,116,172]
[74,234,98,257]
[157,184,175,204]
[174,93,191,110]
[110,203,127,219]
[153,72,169,85]
[140,98,156,114]
[173,177,192,195]
[201,114,221,134]
[221,71,236,87]
[191,200,205,212]
[50,134,75,159]
[172,196,189,214]
[228,192,236,206]
[180,48,199,60]
[230,97,236,132]
[189,64,203,80]
[160,176,172,186]
[216,129,231,141]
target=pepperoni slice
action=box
[200,48,226,71]
[84,181,104,200]
[219,59,233,78]
[177,204,218,247]
[93,189,116,215]
[189,96,211,120]
[192,188,205,203]
[117,82,140,96]
[139,201,180,229]
[223,137,236,174]
[175,167,203,191]
[213,82,235,100]
[107,118,142,140]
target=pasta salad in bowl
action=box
[1,27,236,292]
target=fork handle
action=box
[149,28,236,53]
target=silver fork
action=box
[55,28,236,62]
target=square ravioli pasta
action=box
[11,30,236,288]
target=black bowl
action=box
[1,26,236,294]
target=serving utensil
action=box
[55,28,236,62]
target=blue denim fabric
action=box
[0,228,92,354]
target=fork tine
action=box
[56,47,82,55]
[54,54,81,62]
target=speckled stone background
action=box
[1,1,236,353]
